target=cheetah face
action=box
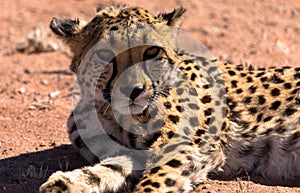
[77,41,180,116]
[50,5,186,122]
[111,46,180,115]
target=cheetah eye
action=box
[95,49,115,63]
[143,46,163,61]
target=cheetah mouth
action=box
[113,93,152,115]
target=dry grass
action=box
[236,176,251,193]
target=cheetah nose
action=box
[120,86,145,100]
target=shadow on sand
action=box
[1,145,299,193]
[0,145,88,193]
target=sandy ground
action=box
[0,0,300,192]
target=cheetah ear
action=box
[49,17,86,52]
[157,7,186,28]
[50,17,87,72]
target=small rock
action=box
[39,141,46,147]
[7,28,15,35]
[49,90,60,98]
[41,80,48,86]
[18,87,26,94]
[24,68,31,74]
[28,105,36,110]
[202,184,211,189]
[276,40,290,55]
[23,80,30,84]
[49,141,56,147]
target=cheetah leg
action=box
[134,146,225,193]
[39,155,135,193]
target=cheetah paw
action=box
[39,171,91,193]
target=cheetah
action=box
[40,5,300,193]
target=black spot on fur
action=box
[191,73,197,81]
[251,125,259,132]
[263,84,269,89]
[166,159,182,168]
[246,76,253,82]
[271,88,280,96]
[203,84,209,89]
[163,102,172,109]
[176,105,184,112]
[260,77,267,82]
[189,117,199,126]
[258,95,266,105]
[221,122,227,130]
[176,88,184,95]
[248,85,257,93]
[141,180,152,186]
[243,96,252,104]
[150,167,161,174]
[228,70,236,76]
[283,83,292,89]
[208,125,217,134]
[151,182,160,188]
[256,113,263,122]
[283,107,297,116]
[269,101,281,110]
[248,107,257,114]
[236,88,243,94]
[110,26,119,31]
[53,179,68,191]
[235,64,244,71]
[231,80,238,88]
[189,87,198,96]
[165,178,176,187]
[168,115,180,124]
[167,131,175,138]
[286,96,294,101]
[188,103,200,110]
[208,66,218,73]
[271,74,284,84]
[181,170,191,176]
[196,129,206,136]
[144,188,153,192]
[256,72,265,77]
[294,73,300,79]
[240,72,247,77]
[203,108,211,116]
[144,131,161,147]
[263,116,273,122]
[201,95,212,104]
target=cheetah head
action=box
[50,6,186,116]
